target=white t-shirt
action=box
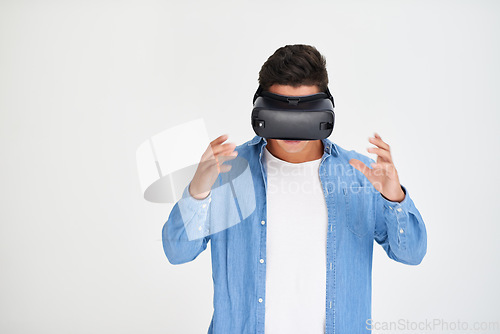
[263,146,328,334]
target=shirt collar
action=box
[248,135,339,157]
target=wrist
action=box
[189,183,210,200]
[381,185,405,202]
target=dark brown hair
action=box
[258,44,329,92]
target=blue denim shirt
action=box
[162,135,427,334]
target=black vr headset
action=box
[251,85,335,140]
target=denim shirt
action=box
[162,135,427,334]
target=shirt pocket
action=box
[343,186,376,238]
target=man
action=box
[162,44,427,334]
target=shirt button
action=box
[397,208,402,212]
[258,298,263,303]
[259,259,264,264]
[202,204,207,208]
[261,220,266,225]
[399,228,404,234]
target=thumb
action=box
[349,158,370,178]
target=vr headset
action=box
[251,85,335,140]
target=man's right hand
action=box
[189,134,238,200]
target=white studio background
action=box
[1,0,499,333]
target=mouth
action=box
[283,140,302,144]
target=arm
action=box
[348,132,427,265]
[162,181,212,265]
[374,184,427,265]
[162,134,237,265]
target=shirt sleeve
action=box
[374,183,428,265]
[161,181,212,265]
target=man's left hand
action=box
[349,132,405,202]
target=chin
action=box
[278,140,309,153]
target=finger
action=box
[198,158,219,171]
[201,146,216,161]
[203,142,235,160]
[210,134,229,146]
[216,160,220,174]
[219,149,238,157]
[217,153,238,164]
[374,132,382,139]
[201,149,237,167]
[205,134,229,158]
[349,158,371,178]
[202,138,225,159]
[370,162,397,175]
[212,142,237,156]
[366,147,392,163]
[216,156,236,174]
[219,164,232,173]
[368,136,390,151]
[369,162,387,177]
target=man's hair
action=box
[258,44,329,92]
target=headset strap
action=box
[253,85,335,107]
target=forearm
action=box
[162,182,212,265]
[375,185,428,265]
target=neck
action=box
[265,139,324,163]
